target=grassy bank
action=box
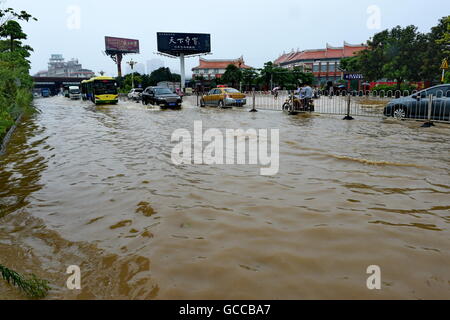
[0,87,34,144]
[0,50,36,144]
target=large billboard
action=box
[105,36,140,54]
[157,32,211,56]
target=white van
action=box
[69,86,81,100]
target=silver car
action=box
[128,88,144,101]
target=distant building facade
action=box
[35,54,95,78]
[274,42,367,84]
[192,57,251,80]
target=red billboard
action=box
[105,36,140,54]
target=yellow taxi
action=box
[200,86,247,108]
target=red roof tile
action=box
[193,58,251,70]
[274,42,367,65]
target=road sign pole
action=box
[180,53,186,93]
[441,58,448,83]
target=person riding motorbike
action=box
[282,83,314,112]
[299,83,313,109]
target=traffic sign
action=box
[344,73,364,80]
[441,58,449,70]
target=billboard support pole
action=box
[180,53,186,93]
[116,53,123,78]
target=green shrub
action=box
[0,108,14,136]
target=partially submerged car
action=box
[142,87,183,109]
[383,84,450,121]
[200,87,246,108]
[128,88,143,101]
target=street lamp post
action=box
[127,59,138,89]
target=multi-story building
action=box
[35,54,95,78]
[192,57,251,80]
[274,42,367,84]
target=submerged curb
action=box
[0,112,24,156]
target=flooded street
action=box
[1,96,450,300]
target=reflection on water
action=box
[1,96,449,299]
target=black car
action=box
[383,84,450,121]
[142,87,183,108]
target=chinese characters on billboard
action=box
[157,33,211,56]
[105,36,140,54]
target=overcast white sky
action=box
[6,0,449,77]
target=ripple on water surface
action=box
[1,96,449,299]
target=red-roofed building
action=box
[192,57,251,80]
[274,42,367,84]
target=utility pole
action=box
[180,53,186,93]
[127,59,138,89]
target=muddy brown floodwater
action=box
[1,96,450,300]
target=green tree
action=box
[444,71,450,84]
[258,62,313,90]
[418,16,449,84]
[147,67,180,86]
[343,17,450,86]
[272,67,291,88]
[339,56,362,73]
[241,68,259,90]
[0,7,37,26]
[436,16,450,84]
[288,66,314,87]
[346,26,423,89]
[0,9,36,136]
[117,72,144,92]
[0,20,26,52]
[221,64,242,88]
[258,61,275,89]
[436,15,450,56]
[0,9,46,300]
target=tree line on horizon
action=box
[340,15,450,89]
[116,67,181,92]
[193,63,315,91]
